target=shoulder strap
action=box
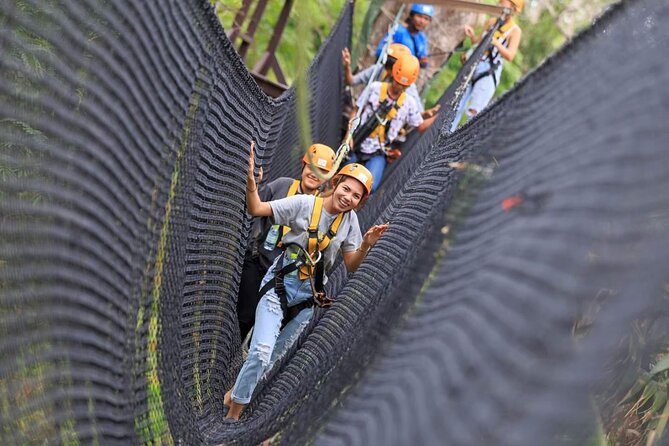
[286,179,300,197]
[298,197,324,280]
[318,212,344,253]
[298,198,346,280]
[393,91,407,112]
[379,82,389,102]
[306,197,323,260]
[277,179,302,246]
[369,84,407,144]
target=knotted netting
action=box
[1,0,668,445]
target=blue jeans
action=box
[346,152,386,193]
[231,255,314,404]
[451,60,503,132]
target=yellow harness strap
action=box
[381,68,389,81]
[368,82,407,145]
[484,20,517,58]
[495,20,517,40]
[298,197,344,280]
[277,180,301,245]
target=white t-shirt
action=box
[270,195,363,272]
[358,82,424,155]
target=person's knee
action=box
[262,292,282,315]
[249,342,273,367]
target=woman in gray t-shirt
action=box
[224,142,388,420]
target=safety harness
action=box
[275,179,300,248]
[368,82,407,144]
[352,82,407,159]
[257,196,344,327]
[471,21,518,88]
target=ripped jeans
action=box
[450,60,503,132]
[230,255,314,404]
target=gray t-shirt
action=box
[269,195,363,273]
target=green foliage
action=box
[424,2,612,107]
[212,0,371,84]
[611,351,669,445]
[211,1,590,107]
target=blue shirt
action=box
[376,25,429,67]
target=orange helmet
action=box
[392,54,420,86]
[334,163,373,197]
[508,0,523,12]
[387,43,411,60]
[302,143,335,172]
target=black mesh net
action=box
[1,0,668,445]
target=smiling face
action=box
[331,176,365,213]
[411,12,431,31]
[300,163,329,193]
[390,79,409,96]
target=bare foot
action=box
[226,400,246,420]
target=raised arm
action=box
[342,223,389,273]
[342,47,354,86]
[245,141,273,217]
[464,25,482,45]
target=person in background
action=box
[235,144,336,342]
[451,0,523,131]
[342,43,440,119]
[346,54,439,193]
[376,3,435,68]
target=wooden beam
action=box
[251,72,288,98]
[406,0,510,16]
[238,0,269,60]
[253,0,293,82]
[226,0,253,41]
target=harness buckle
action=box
[302,249,322,268]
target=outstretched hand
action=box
[246,140,263,191]
[363,223,389,248]
[342,48,351,67]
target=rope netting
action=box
[1,0,668,445]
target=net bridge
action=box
[1,0,669,445]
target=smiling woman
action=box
[223,141,388,420]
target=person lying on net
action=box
[224,142,389,421]
[342,43,440,119]
[236,143,336,343]
[451,0,523,131]
[345,54,439,193]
